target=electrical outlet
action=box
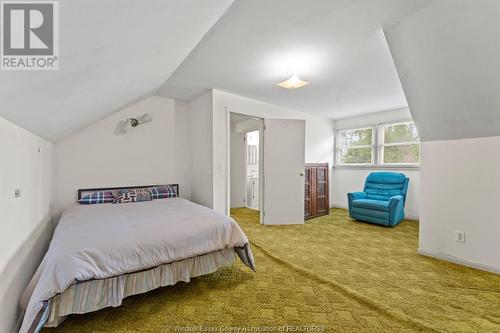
[14,188,21,198]
[455,231,466,243]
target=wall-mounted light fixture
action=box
[114,113,153,134]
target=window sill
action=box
[333,164,420,171]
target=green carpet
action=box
[45,208,500,333]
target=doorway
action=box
[229,113,264,222]
[245,130,259,210]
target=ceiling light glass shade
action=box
[276,74,310,89]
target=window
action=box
[336,121,420,167]
[380,122,420,165]
[337,127,374,165]
[246,131,259,165]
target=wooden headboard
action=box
[77,184,179,200]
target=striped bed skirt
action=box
[44,247,238,327]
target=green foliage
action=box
[383,123,420,163]
[340,128,373,164]
[341,147,372,164]
[383,144,420,164]
[340,123,420,164]
[384,123,419,144]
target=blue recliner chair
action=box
[347,172,409,227]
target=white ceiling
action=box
[0,0,233,141]
[158,0,435,119]
[4,0,494,142]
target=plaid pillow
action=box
[78,191,114,205]
[148,185,177,199]
[113,189,152,204]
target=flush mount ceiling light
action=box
[114,113,153,135]
[276,73,310,89]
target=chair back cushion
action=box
[363,172,409,201]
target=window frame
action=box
[336,126,376,166]
[378,121,420,166]
[335,120,420,169]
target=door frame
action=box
[226,109,264,224]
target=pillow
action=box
[148,185,177,199]
[111,187,152,197]
[111,188,131,198]
[78,191,114,205]
[113,189,152,204]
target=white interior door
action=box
[229,131,247,208]
[263,119,305,224]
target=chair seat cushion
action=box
[351,199,389,211]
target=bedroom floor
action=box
[45,208,500,333]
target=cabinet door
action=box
[315,166,329,215]
[304,167,312,219]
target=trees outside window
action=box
[381,122,420,165]
[336,121,420,166]
[338,127,374,164]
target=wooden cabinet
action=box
[304,163,329,220]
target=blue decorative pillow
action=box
[148,185,177,199]
[78,191,114,205]
[113,189,152,204]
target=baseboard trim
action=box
[418,248,500,275]
[330,205,419,221]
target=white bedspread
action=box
[20,198,254,333]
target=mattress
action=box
[19,198,255,333]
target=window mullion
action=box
[383,141,419,147]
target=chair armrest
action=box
[348,192,367,201]
[347,192,367,218]
[388,195,405,226]
[389,195,404,207]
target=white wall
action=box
[384,1,500,272]
[332,108,420,220]
[54,96,191,214]
[419,136,500,273]
[188,91,214,208]
[0,117,54,333]
[212,89,335,214]
[334,107,412,130]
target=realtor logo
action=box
[1,1,59,70]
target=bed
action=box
[19,185,255,333]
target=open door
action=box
[263,119,305,224]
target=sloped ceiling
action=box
[158,0,434,119]
[3,0,496,142]
[0,0,233,141]
[385,0,500,141]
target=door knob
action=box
[299,172,305,176]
